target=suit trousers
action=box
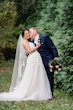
[44,65,54,96]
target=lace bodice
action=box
[29,42,35,49]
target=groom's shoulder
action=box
[39,34,49,38]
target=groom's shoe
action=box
[52,94,56,99]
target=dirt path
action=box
[0,66,13,74]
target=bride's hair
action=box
[21,29,29,38]
[21,29,31,42]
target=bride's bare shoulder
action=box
[23,40,29,47]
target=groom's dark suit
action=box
[37,35,59,95]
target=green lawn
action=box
[0,61,73,110]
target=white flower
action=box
[50,69,53,72]
[49,64,53,68]
[58,68,62,71]
[56,65,59,68]
[55,71,58,73]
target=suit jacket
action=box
[37,35,59,66]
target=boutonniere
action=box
[38,38,43,44]
[48,59,62,72]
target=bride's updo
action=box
[21,29,30,41]
[21,29,28,38]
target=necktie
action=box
[32,39,36,46]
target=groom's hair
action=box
[29,27,39,33]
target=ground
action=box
[0,60,73,110]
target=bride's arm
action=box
[23,41,41,54]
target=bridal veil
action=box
[9,34,27,91]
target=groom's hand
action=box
[54,57,59,60]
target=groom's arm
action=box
[45,36,59,58]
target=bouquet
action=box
[49,59,62,72]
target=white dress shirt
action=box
[34,35,39,45]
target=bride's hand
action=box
[36,42,41,48]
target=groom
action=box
[29,27,59,96]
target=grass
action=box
[0,59,14,67]
[0,60,73,110]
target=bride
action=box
[0,29,52,101]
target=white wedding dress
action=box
[0,42,52,101]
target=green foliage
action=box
[0,0,17,47]
[13,24,25,38]
[14,0,36,25]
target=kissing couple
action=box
[0,27,59,101]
